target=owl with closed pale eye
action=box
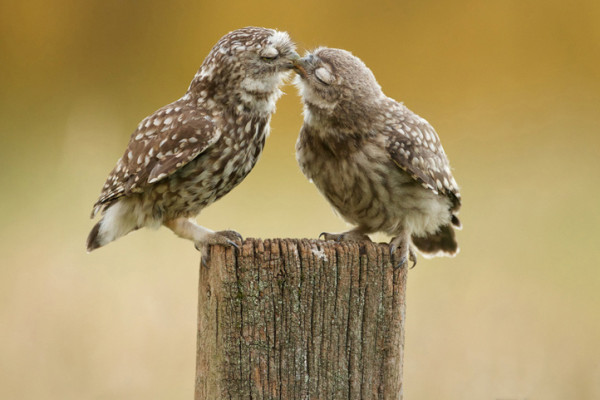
[293,47,461,267]
[87,27,298,265]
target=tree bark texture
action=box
[195,238,407,400]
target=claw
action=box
[230,231,243,242]
[394,256,407,269]
[216,230,243,243]
[389,234,416,269]
[319,232,338,241]
[225,243,240,260]
[390,245,417,269]
[409,248,417,269]
[201,254,209,268]
[320,231,371,242]
[195,230,242,267]
[195,241,213,268]
[226,239,240,251]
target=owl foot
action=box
[389,235,417,269]
[392,248,417,269]
[195,231,242,268]
[216,230,244,244]
[164,218,242,267]
[319,230,372,242]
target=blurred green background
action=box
[1,0,599,398]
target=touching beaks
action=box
[293,55,309,78]
[282,51,300,70]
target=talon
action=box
[230,231,243,242]
[320,230,371,242]
[201,251,210,268]
[216,230,243,244]
[395,256,407,270]
[226,239,240,250]
[319,232,337,241]
[409,248,417,269]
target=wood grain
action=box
[196,238,407,400]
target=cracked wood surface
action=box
[195,238,407,400]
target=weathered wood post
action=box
[195,238,407,400]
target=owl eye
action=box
[261,47,279,61]
[314,67,333,85]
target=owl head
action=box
[191,27,298,106]
[293,47,384,125]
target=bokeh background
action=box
[1,0,599,398]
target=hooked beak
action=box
[284,51,301,70]
[292,55,310,78]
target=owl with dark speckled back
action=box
[293,48,461,268]
[87,27,298,264]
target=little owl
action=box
[87,27,298,264]
[293,48,461,267]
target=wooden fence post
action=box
[195,238,407,400]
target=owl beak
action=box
[293,56,309,79]
[285,51,300,69]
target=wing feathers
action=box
[91,101,220,216]
[385,102,461,210]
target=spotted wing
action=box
[385,102,461,212]
[91,103,220,217]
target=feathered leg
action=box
[389,231,417,269]
[164,218,241,266]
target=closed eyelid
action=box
[315,67,333,84]
[262,47,279,59]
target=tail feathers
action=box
[412,224,459,257]
[86,201,140,253]
[86,220,104,252]
[451,214,462,230]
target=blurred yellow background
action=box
[1,0,599,398]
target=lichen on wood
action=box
[196,238,407,400]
